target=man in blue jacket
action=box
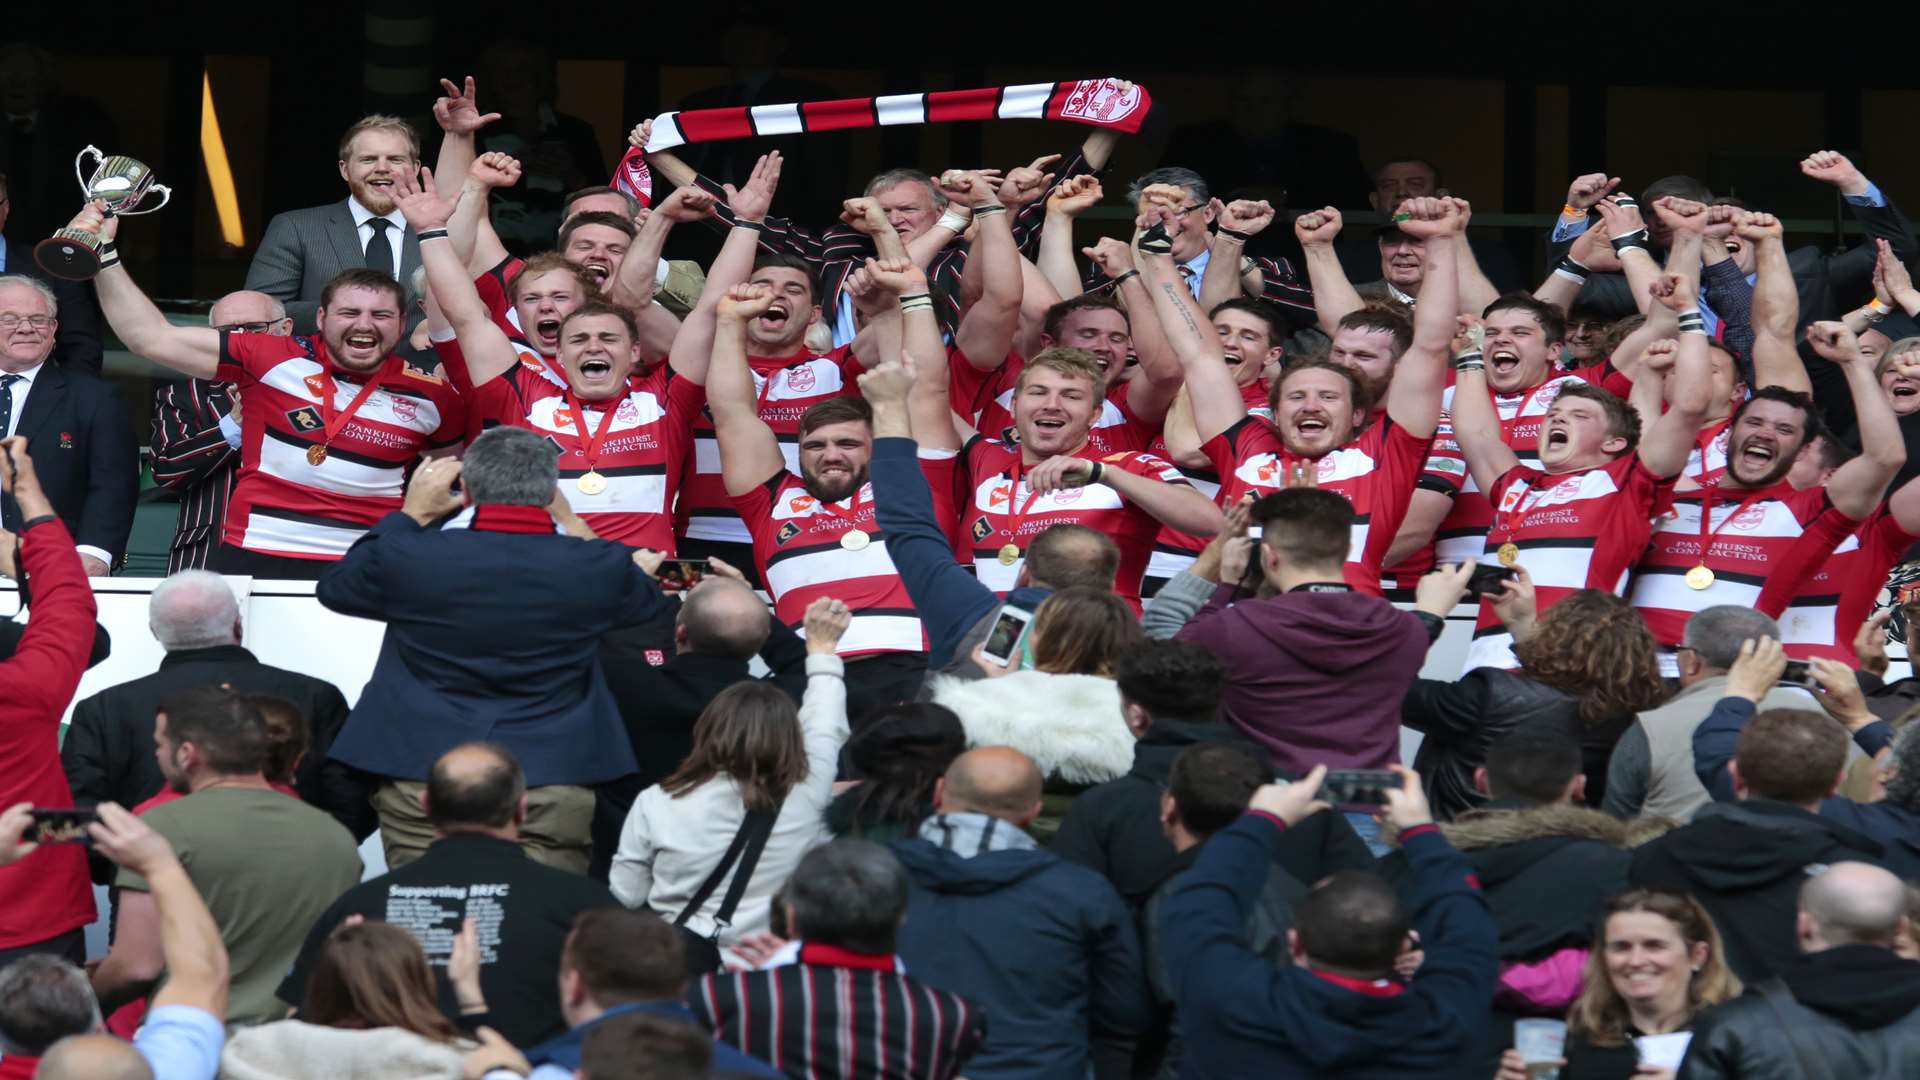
[320,426,670,874]
[1160,763,1498,1078]
[891,747,1151,1080]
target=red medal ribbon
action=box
[313,354,400,451]
[561,387,623,474]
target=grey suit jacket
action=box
[244,199,421,335]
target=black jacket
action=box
[60,644,362,857]
[1630,801,1886,983]
[0,362,136,564]
[1403,669,1629,821]
[1681,944,1920,1079]
[1051,717,1375,909]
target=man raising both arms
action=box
[1143,198,1456,594]
[76,203,464,578]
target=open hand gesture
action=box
[433,76,500,135]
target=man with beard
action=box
[399,174,724,551]
[706,279,931,714]
[1628,321,1904,658]
[1143,197,1457,594]
[245,115,424,335]
[79,202,465,578]
[1451,265,1714,670]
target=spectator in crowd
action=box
[1159,764,1499,1076]
[0,274,135,574]
[1495,889,1741,1080]
[0,953,96,1080]
[1631,704,1886,982]
[1605,607,1813,821]
[245,116,424,334]
[892,746,1150,1079]
[0,172,104,375]
[576,1010,714,1080]
[319,427,670,873]
[0,801,229,1080]
[0,436,96,967]
[225,921,480,1077]
[91,686,360,1027]
[149,291,291,573]
[1116,167,1313,326]
[1403,580,1666,821]
[825,703,968,842]
[515,909,778,1080]
[1682,861,1920,1076]
[281,744,616,1048]
[690,841,987,1080]
[611,598,852,972]
[62,569,360,847]
[1430,729,1670,1076]
[1140,741,1308,1079]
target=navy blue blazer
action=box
[318,506,666,786]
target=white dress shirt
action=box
[1,361,113,569]
[347,196,407,278]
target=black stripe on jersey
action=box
[763,531,886,567]
[556,462,667,479]
[262,426,397,469]
[247,504,370,532]
[1784,592,1842,607]
[1639,565,1767,588]
[1502,535,1600,553]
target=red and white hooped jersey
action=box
[732,472,947,657]
[216,333,464,559]
[1199,416,1429,596]
[1779,505,1915,665]
[1419,362,1636,578]
[464,360,703,550]
[1681,418,1733,489]
[957,352,1162,454]
[954,438,1194,609]
[1465,454,1671,671]
[1628,481,1858,647]
[1146,381,1272,582]
[474,255,530,342]
[681,346,866,545]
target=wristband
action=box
[1217,225,1253,243]
[1109,269,1140,287]
[1610,229,1651,255]
[1561,203,1587,219]
[1870,297,1894,316]
[733,219,767,234]
[1611,194,1639,209]
[936,207,972,233]
[899,298,935,314]
[1086,461,1106,487]
[972,204,1007,218]
[897,292,931,304]
[1136,222,1173,256]
[1551,254,1590,284]
[1676,312,1707,336]
[1452,349,1485,372]
[415,228,450,242]
[97,243,120,270]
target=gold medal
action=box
[1685,565,1715,590]
[1496,542,1519,566]
[839,529,871,552]
[306,444,329,466]
[575,471,608,495]
[997,543,1021,566]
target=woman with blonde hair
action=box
[1496,889,1741,1080]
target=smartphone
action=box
[980,603,1037,668]
[1782,659,1814,687]
[1317,769,1400,806]
[1464,564,1517,599]
[27,808,98,846]
[655,558,710,592]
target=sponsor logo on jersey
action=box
[789,494,817,513]
[776,520,801,545]
[303,373,330,399]
[390,395,418,423]
[1001,425,1021,445]
[644,649,666,666]
[285,406,323,431]
[787,366,817,393]
[971,515,993,543]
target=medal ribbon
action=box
[561,387,623,474]
[314,354,400,451]
[1693,484,1773,569]
[811,485,867,531]
[1001,456,1046,548]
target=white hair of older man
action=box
[0,273,58,319]
[148,570,241,651]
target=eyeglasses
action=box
[212,321,278,334]
[0,314,52,331]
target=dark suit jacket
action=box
[318,509,667,787]
[243,199,422,335]
[60,643,365,875]
[0,364,137,563]
[0,235,104,375]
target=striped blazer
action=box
[690,944,986,1080]
[149,378,238,572]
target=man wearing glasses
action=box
[0,273,136,575]
[149,291,292,572]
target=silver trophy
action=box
[35,146,172,280]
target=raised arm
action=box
[1638,273,1713,479]
[1735,210,1813,396]
[80,207,220,379]
[668,152,784,386]
[443,151,519,281]
[864,257,959,451]
[1807,321,1905,518]
[1452,201,1501,315]
[947,170,1024,370]
[1387,198,1464,438]
[393,167,521,387]
[1038,175,1101,299]
[1136,220,1243,444]
[1594,196,1663,315]
[1114,215,1184,424]
[430,76,506,274]
[1026,450,1223,537]
[611,184,716,312]
[1199,199,1275,312]
[1447,319,1522,495]
[1293,206,1365,334]
[708,285,790,496]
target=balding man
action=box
[891,747,1151,1080]
[35,1034,155,1080]
[1686,862,1920,1075]
[280,743,616,1048]
[62,569,360,850]
[150,291,292,572]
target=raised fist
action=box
[863,255,924,295]
[936,169,1003,210]
[1806,320,1862,363]
[840,196,892,237]
[1639,338,1679,375]
[1140,182,1189,210]
[1393,197,1461,239]
[1083,236,1136,278]
[1651,196,1708,235]
[627,119,653,150]
[1648,271,1698,312]
[468,152,522,190]
[716,282,775,322]
[1704,203,1739,239]
[1566,172,1621,211]
[1046,175,1103,217]
[1451,314,1485,357]
[1216,198,1276,237]
[1732,210,1783,242]
[1800,150,1867,194]
[1293,206,1343,247]
[655,185,717,224]
[999,154,1061,208]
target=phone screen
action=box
[1317,769,1399,806]
[1464,564,1517,599]
[656,558,710,592]
[980,605,1034,666]
[27,809,98,846]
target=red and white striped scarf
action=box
[613,77,1148,207]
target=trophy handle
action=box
[119,184,173,217]
[74,145,104,194]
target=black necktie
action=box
[0,373,20,438]
[364,217,394,276]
